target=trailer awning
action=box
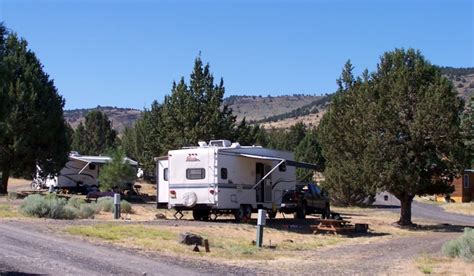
[220,153,321,171]
[70,155,138,166]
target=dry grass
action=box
[0,203,20,218]
[412,255,474,275]
[441,202,474,216]
[65,223,343,263]
[7,178,31,187]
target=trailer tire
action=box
[192,209,210,221]
[244,205,252,220]
[234,205,248,222]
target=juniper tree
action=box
[0,25,69,193]
[319,50,468,225]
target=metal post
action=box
[256,209,266,247]
[114,193,121,219]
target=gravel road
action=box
[0,221,258,275]
[287,231,460,275]
[374,192,474,226]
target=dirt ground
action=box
[2,178,474,275]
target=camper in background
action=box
[33,152,138,194]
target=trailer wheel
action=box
[192,210,210,221]
[234,205,247,222]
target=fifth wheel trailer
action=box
[33,152,138,192]
[155,140,320,221]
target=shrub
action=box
[62,205,79,219]
[20,194,50,218]
[120,200,133,214]
[78,204,96,219]
[98,148,137,193]
[97,197,114,212]
[48,197,68,219]
[442,228,474,262]
[68,197,86,209]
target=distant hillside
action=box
[261,67,474,129]
[64,106,141,133]
[64,67,474,132]
[224,94,323,122]
[440,66,474,101]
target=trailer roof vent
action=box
[231,142,241,148]
[209,140,232,147]
[198,141,207,147]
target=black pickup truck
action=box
[280,183,331,219]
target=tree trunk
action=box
[398,194,414,226]
[0,166,10,195]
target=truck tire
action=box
[322,204,331,219]
[295,202,307,219]
[268,211,277,219]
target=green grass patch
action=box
[0,204,19,218]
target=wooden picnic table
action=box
[312,219,352,235]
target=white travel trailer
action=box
[33,152,138,192]
[156,140,319,221]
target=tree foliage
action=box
[0,24,70,194]
[98,148,136,192]
[161,56,236,148]
[319,49,469,225]
[294,127,325,182]
[71,110,117,155]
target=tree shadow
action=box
[401,223,472,233]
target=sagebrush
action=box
[442,228,474,262]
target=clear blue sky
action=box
[1,0,473,110]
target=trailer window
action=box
[221,168,228,180]
[163,168,169,181]
[464,174,470,188]
[186,168,205,180]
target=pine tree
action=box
[162,56,236,148]
[71,110,117,155]
[295,127,325,182]
[0,26,69,193]
[318,60,377,205]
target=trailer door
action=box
[157,159,169,205]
